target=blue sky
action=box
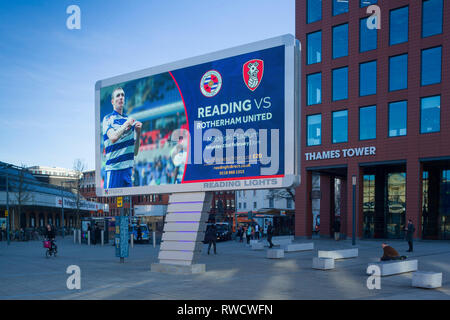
[0,0,294,171]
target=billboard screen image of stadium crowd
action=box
[95,35,300,196]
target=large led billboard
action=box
[95,34,300,196]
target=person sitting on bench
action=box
[380,243,407,261]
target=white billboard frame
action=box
[95,34,301,197]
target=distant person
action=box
[405,219,415,252]
[246,225,252,244]
[380,243,407,261]
[238,226,244,243]
[102,87,142,189]
[333,217,341,241]
[137,225,142,242]
[255,224,260,240]
[44,224,56,250]
[267,221,274,248]
[205,222,217,255]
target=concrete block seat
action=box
[266,249,284,259]
[318,248,358,260]
[251,242,265,250]
[283,243,314,252]
[272,236,293,246]
[412,271,442,289]
[312,257,335,270]
[367,259,418,276]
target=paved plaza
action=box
[1,236,449,300]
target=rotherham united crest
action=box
[243,59,264,91]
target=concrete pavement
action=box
[0,237,449,300]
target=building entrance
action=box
[422,162,450,240]
[362,165,406,239]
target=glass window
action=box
[422,47,442,86]
[389,101,407,137]
[333,0,348,16]
[307,0,322,24]
[360,61,377,96]
[422,0,443,38]
[390,6,409,45]
[333,24,348,59]
[307,114,322,146]
[307,73,322,105]
[360,17,377,52]
[307,31,322,65]
[421,96,440,133]
[332,67,348,101]
[360,0,377,7]
[360,105,376,140]
[332,110,348,143]
[389,54,408,91]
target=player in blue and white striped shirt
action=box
[102,87,142,188]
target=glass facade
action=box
[422,0,443,38]
[332,67,348,101]
[360,61,377,96]
[421,47,442,86]
[421,96,440,134]
[332,110,348,143]
[307,31,322,65]
[363,175,375,238]
[333,0,348,16]
[307,73,322,106]
[389,101,407,137]
[389,54,408,91]
[360,17,377,52]
[307,0,322,24]
[333,24,348,59]
[440,170,450,240]
[307,114,321,146]
[360,105,376,140]
[390,6,409,45]
[386,173,406,239]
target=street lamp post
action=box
[61,182,65,238]
[352,175,356,246]
[6,171,10,245]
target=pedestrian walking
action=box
[267,221,274,248]
[255,224,260,240]
[405,219,415,252]
[238,226,244,243]
[205,221,217,255]
[333,217,341,241]
[246,225,252,244]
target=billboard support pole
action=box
[151,192,212,274]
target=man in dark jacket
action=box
[45,224,56,250]
[333,218,341,241]
[405,219,415,252]
[206,222,217,255]
[380,243,407,261]
[267,221,274,248]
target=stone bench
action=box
[312,257,335,270]
[266,249,284,259]
[412,271,442,289]
[250,240,260,245]
[251,242,265,250]
[283,243,314,252]
[367,259,418,276]
[272,239,292,246]
[318,248,358,260]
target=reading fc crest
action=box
[243,59,264,91]
[200,70,222,97]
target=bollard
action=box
[101,230,104,246]
[131,233,134,248]
[78,229,81,244]
[153,231,156,248]
[73,229,76,244]
[88,231,91,246]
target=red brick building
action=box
[295,0,449,240]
